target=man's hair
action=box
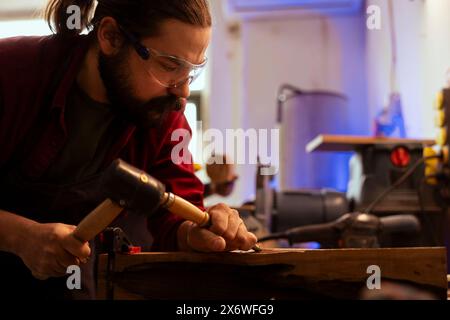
[44,0,212,38]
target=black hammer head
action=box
[100,159,165,216]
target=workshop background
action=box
[1,0,450,301]
[0,0,449,206]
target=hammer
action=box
[72,159,261,251]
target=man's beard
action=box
[97,48,183,129]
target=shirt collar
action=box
[51,34,93,110]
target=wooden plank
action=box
[306,135,435,153]
[96,247,448,300]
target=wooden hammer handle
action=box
[162,193,210,227]
[72,198,124,243]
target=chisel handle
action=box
[161,192,261,252]
[161,192,210,227]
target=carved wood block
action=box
[96,247,448,300]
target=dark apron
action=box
[0,167,104,300]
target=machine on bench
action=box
[252,87,450,254]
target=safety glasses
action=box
[119,25,208,88]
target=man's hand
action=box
[178,203,257,252]
[17,223,91,280]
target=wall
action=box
[423,0,450,135]
[206,1,369,206]
[366,0,450,139]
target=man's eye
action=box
[160,63,178,72]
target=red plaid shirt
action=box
[0,34,204,251]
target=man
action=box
[0,0,257,299]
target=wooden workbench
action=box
[96,247,448,300]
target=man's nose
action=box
[169,81,190,99]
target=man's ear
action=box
[97,17,125,55]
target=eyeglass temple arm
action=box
[117,25,150,60]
